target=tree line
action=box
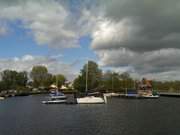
[73,61,135,93]
[0,61,180,93]
[73,61,180,93]
[0,65,66,92]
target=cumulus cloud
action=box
[0,0,180,80]
[0,55,77,81]
[0,21,8,36]
[0,27,7,36]
[0,0,101,48]
[97,48,180,80]
[92,0,180,52]
[89,0,180,80]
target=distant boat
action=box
[0,97,5,100]
[42,75,67,104]
[77,61,107,104]
[124,89,159,99]
[136,78,159,99]
[42,91,67,104]
[139,94,159,99]
[77,96,106,104]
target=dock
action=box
[66,94,77,104]
[159,92,180,97]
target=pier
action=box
[159,92,180,97]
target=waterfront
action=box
[0,95,180,135]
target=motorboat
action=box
[0,97,5,100]
[42,91,67,104]
[136,78,160,99]
[138,94,159,99]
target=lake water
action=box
[0,95,180,135]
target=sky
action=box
[0,0,180,81]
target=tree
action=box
[43,73,54,88]
[101,71,124,92]
[1,70,17,89]
[0,70,28,90]
[0,81,6,92]
[73,75,84,92]
[119,72,134,89]
[54,74,66,88]
[119,72,130,80]
[30,65,49,88]
[16,71,28,87]
[73,61,102,92]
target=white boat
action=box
[77,61,107,104]
[42,74,68,104]
[42,99,66,104]
[139,95,159,99]
[77,95,107,104]
[135,78,160,99]
[49,93,66,100]
[42,91,67,104]
[0,97,5,100]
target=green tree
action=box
[30,65,49,88]
[1,70,28,90]
[16,71,28,87]
[73,75,84,92]
[43,73,54,88]
[0,81,6,91]
[73,61,102,92]
[1,70,17,89]
[119,72,130,80]
[102,71,121,92]
[54,74,66,88]
[119,72,134,89]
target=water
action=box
[0,95,180,135]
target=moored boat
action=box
[139,94,159,99]
[77,61,107,104]
[42,91,67,104]
[77,96,106,104]
[0,97,5,100]
[136,78,160,99]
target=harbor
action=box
[159,92,180,97]
[0,0,180,134]
[1,95,180,135]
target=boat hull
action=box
[124,94,159,99]
[77,96,105,104]
[0,97,5,100]
[42,100,66,104]
[50,95,66,99]
[138,95,159,99]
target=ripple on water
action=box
[0,96,180,135]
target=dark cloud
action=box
[97,48,180,80]
[0,0,180,80]
[91,0,180,80]
[92,0,180,52]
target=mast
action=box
[56,75,58,90]
[85,61,88,93]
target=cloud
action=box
[0,0,180,80]
[97,48,180,80]
[97,48,137,67]
[89,0,180,80]
[0,55,77,81]
[0,21,8,36]
[91,0,180,52]
[0,0,100,49]
[0,26,7,36]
